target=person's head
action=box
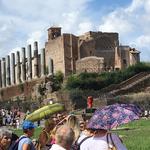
[57,113,63,121]
[55,125,75,150]
[90,128,107,136]
[79,121,86,131]
[65,115,80,140]
[44,119,55,132]
[53,117,59,124]
[22,120,36,137]
[0,127,12,149]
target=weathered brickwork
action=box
[76,56,104,73]
[45,27,140,76]
[0,77,47,101]
[0,26,140,102]
[45,36,65,74]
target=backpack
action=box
[71,136,92,150]
[9,136,27,150]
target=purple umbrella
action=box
[87,103,142,130]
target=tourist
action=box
[144,110,148,118]
[36,119,55,150]
[18,120,36,150]
[9,132,19,149]
[77,122,94,144]
[65,115,80,141]
[79,121,86,132]
[0,127,12,150]
[80,129,127,150]
[50,125,75,150]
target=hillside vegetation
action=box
[65,62,150,90]
[64,62,150,108]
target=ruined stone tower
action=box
[45,27,140,75]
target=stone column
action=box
[41,48,46,77]
[6,55,11,86]
[114,41,121,70]
[27,44,32,80]
[48,57,53,76]
[0,60,2,88]
[2,58,6,88]
[11,53,16,85]
[33,41,38,78]
[78,39,82,60]
[70,34,74,72]
[16,51,21,84]
[21,47,26,82]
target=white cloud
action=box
[77,22,93,35]
[135,35,150,48]
[0,0,150,62]
[126,0,144,13]
[98,0,150,61]
[61,11,79,33]
[99,10,133,35]
[27,31,45,49]
[0,0,92,58]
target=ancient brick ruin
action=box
[0,26,140,102]
[46,27,140,75]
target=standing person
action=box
[36,119,55,150]
[80,129,127,150]
[87,96,93,109]
[18,120,36,150]
[9,133,19,149]
[0,127,12,150]
[65,115,80,141]
[50,125,75,150]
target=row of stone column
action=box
[0,41,53,88]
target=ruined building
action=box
[45,27,140,75]
[0,26,140,101]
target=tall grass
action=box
[117,119,150,150]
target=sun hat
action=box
[22,120,36,130]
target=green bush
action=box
[69,89,87,109]
[65,62,150,91]
[53,71,64,91]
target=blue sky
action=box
[0,0,150,61]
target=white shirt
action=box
[77,132,88,143]
[80,133,127,150]
[50,144,66,150]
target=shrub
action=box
[65,62,150,91]
[53,71,64,91]
[69,89,87,109]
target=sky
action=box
[0,0,150,61]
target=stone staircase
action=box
[100,72,149,93]
[109,72,150,95]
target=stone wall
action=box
[63,34,78,76]
[76,56,104,73]
[45,34,78,76]
[45,36,65,74]
[45,27,140,76]
[79,32,119,69]
[0,77,47,101]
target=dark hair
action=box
[23,128,34,133]
[89,128,107,133]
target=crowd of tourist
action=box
[0,108,22,128]
[0,112,128,150]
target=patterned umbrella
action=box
[87,103,142,130]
